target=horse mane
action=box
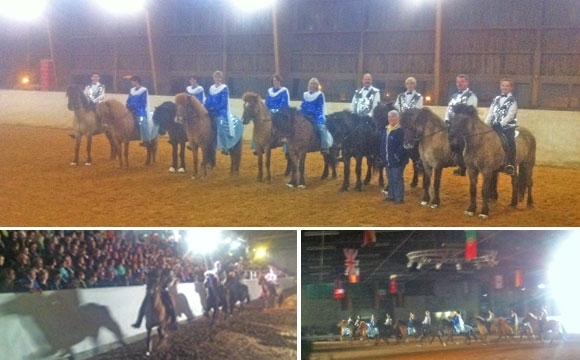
[175,93,208,115]
[372,102,395,127]
[272,107,299,136]
[452,103,479,119]
[242,91,262,103]
[66,84,91,109]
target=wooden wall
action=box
[1,0,580,109]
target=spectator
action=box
[0,268,16,293]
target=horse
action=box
[357,321,369,340]
[241,92,291,183]
[271,107,337,188]
[416,322,447,347]
[325,110,381,192]
[153,101,187,173]
[475,316,492,344]
[374,319,399,345]
[174,93,214,179]
[223,271,250,316]
[400,107,456,208]
[66,85,115,166]
[337,318,355,342]
[373,102,423,190]
[440,318,477,345]
[96,99,158,168]
[144,278,170,356]
[258,274,280,309]
[448,103,536,219]
[491,317,514,343]
[393,319,422,343]
[523,313,567,344]
[203,272,227,326]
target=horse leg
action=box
[363,156,372,185]
[354,155,363,191]
[179,142,186,171]
[191,146,199,179]
[489,171,499,201]
[85,135,93,165]
[72,134,81,166]
[265,148,272,183]
[509,169,519,208]
[340,155,351,192]
[430,166,443,208]
[298,154,307,188]
[479,173,493,218]
[230,140,242,176]
[257,151,264,182]
[320,154,330,180]
[420,166,432,206]
[146,327,152,356]
[105,131,117,160]
[465,169,478,216]
[284,152,292,176]
[410,160,419,188]
[378,165,385,188]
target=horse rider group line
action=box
[343,304,551,341]
[127,254,263,332]
[73,71,518,178]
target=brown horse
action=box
[449,103,536,218]
[258,275,280,309]
[400,107,456,208]
[491,317,514,343]
[271,107,337,188]
[144,280,169,356]
[241,91,291,183]
[337,318,355,342]
[174,93,213,179]
[96,99,158,168]
[523,313,567,344]
[66,85,115,166]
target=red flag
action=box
[362,230,376,247]
[514,269,523,288]
[389,276,397,294]
[465,230,477,260]
[334,279,345,299]
[344,248,359,283]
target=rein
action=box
[413,124,448,142]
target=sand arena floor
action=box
[1,124,578,227]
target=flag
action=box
[334,279,345,299]
[465,230,477,260]
[514,269,523,288]
[344,248,359,283]
[362,230,376,247]
[494,274,504,289]
[389,275,398,294]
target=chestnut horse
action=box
[144,279,169,356]
[400,107,457,208]
[241,91,291,183]
[449,103,535,219]
[153,101,187,173]
[271,107,337,188]
[66,85,115,166]
[523,313,567,344]
[96,99,158,168]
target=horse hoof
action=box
[430,204,438,209]
[298,185,306,189]
[286,183,294,188]
[70,162,78,166]
[178,168,185,173]
[420,201,428,206]
[464,211,474,216]
[169,167,176,173]
[84,162,92,166]
[191,175,197,180]
[478,214,489,219]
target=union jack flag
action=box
[344,248,359,276]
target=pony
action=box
[373,102,423,190]
[357,321,369,340]
[392,319,422,343]
[448,103,536,219]
[144,277,170,356]
[241,91,291,183]
[416,322,447,347]
[153,101,187,173]
[271,107,337,188]
[474,316,492,344]
[373,318,399,345]
[174,93,213,179]
[400,107,456,208]
[96,99,158,168]
[223,271,250,316]
[337,318,355,342]
[203,272,227,326]
[66,85,115,166]
[258,274,281,309]
[490,317,514,343]
[523,313,567,344]
[325,110,381,192]
[439,318,477,345]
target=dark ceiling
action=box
[301,229,575,286]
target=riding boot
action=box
[132,296,148,328]
[504,128,516,176]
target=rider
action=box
[185,74,206,104]
[452,311,465,334]
[131,256,178,330]
[384,313,393,326]
[264,266,278,284]
[421,310,432,335]
[444,74,478,176]
[484,78,518,176]
[126,75,152,147]
[407,312,416,335]
[70,72,105,138]
[394,76,423,114]
[509,309,519,334]
[300,77,333,155]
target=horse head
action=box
[400,108,422,150]
[271,107,298,139]
[153,101,177,134]
[448,103,479,142]
[66,85,90,111]
[241,91,265,125]
[371,102,395,129]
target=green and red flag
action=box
[465,230,477,260]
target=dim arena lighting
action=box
[97,0,147,14]
[0,1,47,21]
[549,233,580,334]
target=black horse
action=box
[203,272,227,326]
[224,272,250,316]
[326,111,382,192]
[439,318,477,345]
[153,101,187,173]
